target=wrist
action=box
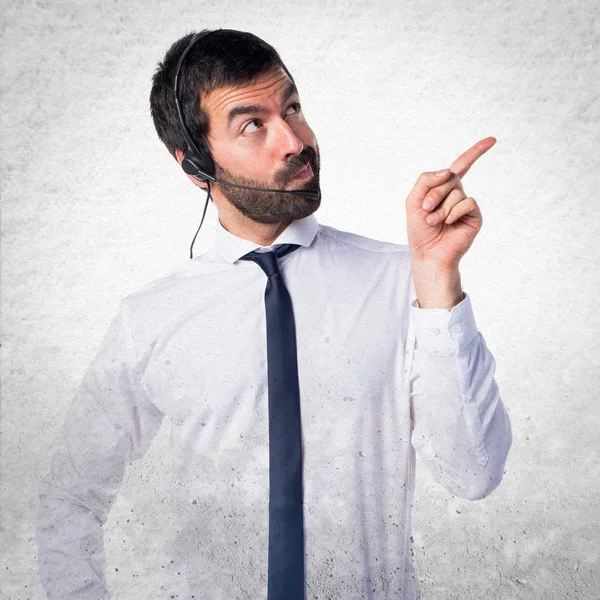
[411,260,464,311]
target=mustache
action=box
[274,148,317,184]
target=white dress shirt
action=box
[37,213,512,600]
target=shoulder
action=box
[316,223,411,257]
[119,246,229,313]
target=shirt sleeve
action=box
[36,302,164,600]
[408,291,512,501]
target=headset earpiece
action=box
[180,136,216,181]
[181,151,211,180]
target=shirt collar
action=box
[215,213,320,264]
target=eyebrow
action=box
[226,81,298,128]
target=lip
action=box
[293,163,313,180]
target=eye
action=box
[241,103,302,135]
[286,102,302,115]
[242,119,262,134]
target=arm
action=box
[407,275,512,500]
[402,141,510,499]
[36,303,164,599]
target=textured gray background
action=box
[1,0,599,598]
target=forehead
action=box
[201,68,296,123]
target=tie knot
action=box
[239,243,300,278]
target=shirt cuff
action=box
[410,292,479,351]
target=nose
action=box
[274,118,304,160]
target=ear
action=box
[175,149,208,191]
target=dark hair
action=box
[149,28,295,159]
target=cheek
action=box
[214,143,261,174]
[298,120,317,146]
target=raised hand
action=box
[406,137,496,271]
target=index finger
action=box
[450,137,497,179]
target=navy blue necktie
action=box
[239,243,305,600]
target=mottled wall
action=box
[1,0,599,598]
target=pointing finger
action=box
[449,137,496,179]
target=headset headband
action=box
[173,31,210,161]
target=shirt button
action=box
[431,327,440,335]
[451,324,463,335]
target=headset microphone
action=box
[189,172,321,202]
[173,31,320,257]
[180,153,320,201]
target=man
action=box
[37,28,512,600]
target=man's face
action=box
[201,68,321,224]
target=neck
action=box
[218,209,291,247]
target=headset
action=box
[172,31,321,258]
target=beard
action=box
[211,145,321,224]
